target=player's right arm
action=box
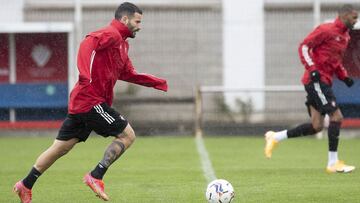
[77,31,117,85]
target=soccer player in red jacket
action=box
[264,4,358,173]
[13,2,167,202]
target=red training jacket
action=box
[299,17,350,85]
[68,19,168,114]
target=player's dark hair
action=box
[338,4,355,15]
[115,2,142,19]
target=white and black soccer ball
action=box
[205,179,235,203]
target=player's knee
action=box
[331,115,343,123]
[126,132,136,145]
[329,109,343,123]
[128,129,136,144]
[123,125,136,144]
[312,123,323,133]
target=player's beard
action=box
[130,29,140,38]
[127,23,140,38]
[344,18,357,30]
[346,21,354,30]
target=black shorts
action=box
[304,81,338,116]
[57,103,128,142]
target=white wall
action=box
[223,0,264,110]
[0,0,23,22]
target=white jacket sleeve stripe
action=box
[301,45,314,66]
[89,50,96,83]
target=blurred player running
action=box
[265,4,358,173]
[13,2,167,202]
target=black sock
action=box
[328,121,341,151]
[287,123,317,138]
[90,163,108,180]
[22,167,42,189]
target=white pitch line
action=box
[195,136,217,183]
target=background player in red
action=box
[13,2,167,202]
[264,4,358,173]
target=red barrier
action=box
[342,119,360,128]
[0,121,62,129]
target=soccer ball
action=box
[205,179,235,203]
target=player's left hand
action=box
[342,77,354,87]
[154,81,168,92]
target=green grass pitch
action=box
[1,135,360,202]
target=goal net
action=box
[195,85,309,136]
